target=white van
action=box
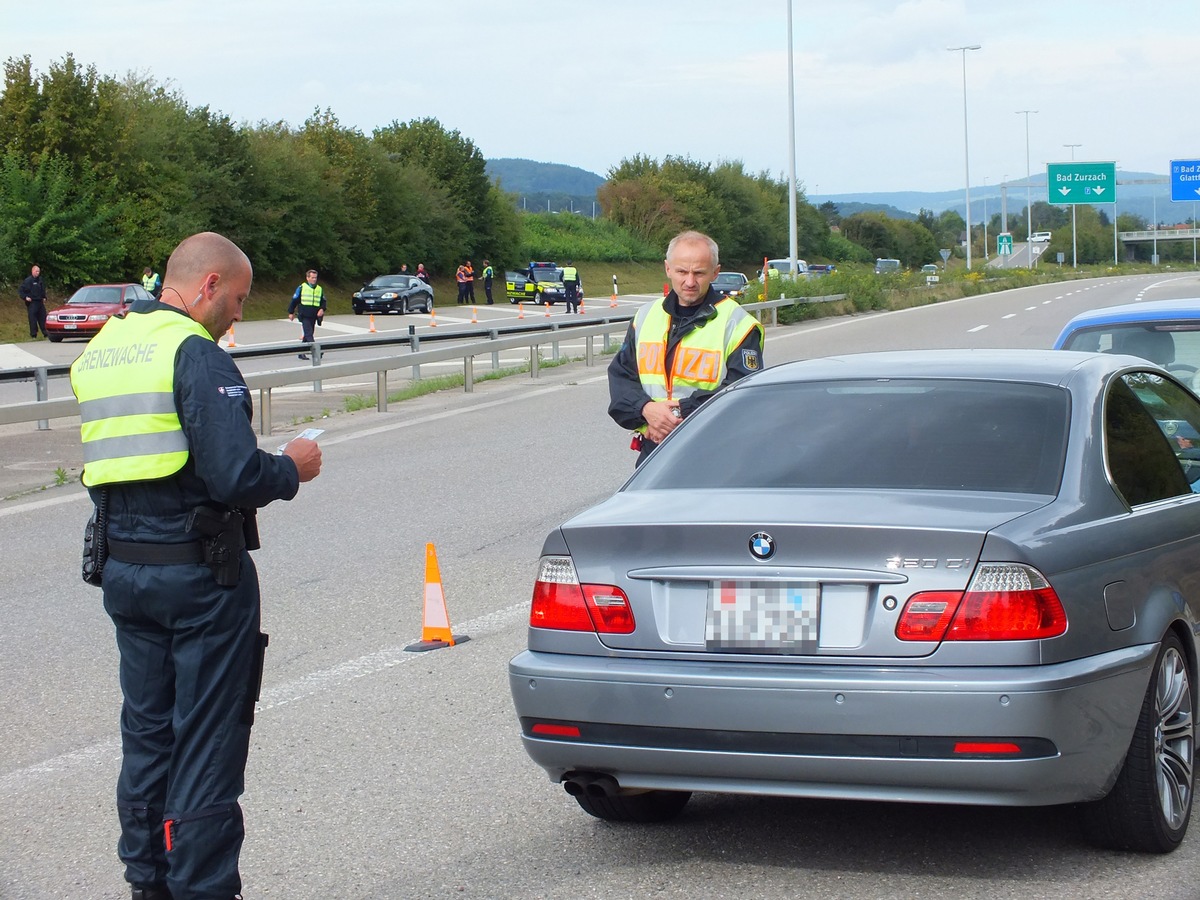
[1030,231,1052,243]
[760,258,809,282]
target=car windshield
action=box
[713,273,746,286]
[68,286,124,305]
[368,276,408,288]
[630,379,1069,494]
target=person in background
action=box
[70,231,323,900]
[464,259,476,304]
[480,259,494,305]
[19,263,48,339]
[455,263,469,304]
[608,230,764,466]
[287,269,326,359]
[141,266,162,299]
[561,260,581,314]
[416,263,430,284]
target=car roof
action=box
[739,348,1131,391]
[1055,298,1200,337]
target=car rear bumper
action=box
[508,643,1157,806]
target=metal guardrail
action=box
[0,294,840,433]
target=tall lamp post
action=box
[1016,109,1038,268]
[949,45,982,270]
[786,0,799,274]
[1064,143,1082,268]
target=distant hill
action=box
[812,171,1187,225]
[486,158,605,213]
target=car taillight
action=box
[896,564,1066,642]
[529,556,634,634]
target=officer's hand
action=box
[642,400,682,444]
[284,438,323,483]
[288,313,295,321]
[317,309,324,319]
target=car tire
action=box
[571,789,691,823]
[48,334,63,343]
[423,296,433,314]
[353,308,363,315]
[401,299,409,315]
[1079,630,1195,852]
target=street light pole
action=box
[1064,144,1082,268]
[1016,109,1038,268]
[786,0,799,274]
[950,45,982,270]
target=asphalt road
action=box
[3,273,1200,899]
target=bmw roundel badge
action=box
[749,532,775,560]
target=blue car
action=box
[1054,298,1200,384]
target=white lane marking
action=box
[1043,300,1053,304]
[1026,307,1037,311]
[0,489,90,518]
[0,345,52,370]
[968,324,988,333]
[314,321,370,335]
[1002,314,1016,320]
[0,602,529,791]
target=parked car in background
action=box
[711,271,749,299]
[759,258,809,282]
[511,348,1200,852]
[807,264,837,277]
[1054,297,1200,393]
[506,270,538,304]
[527,261,566,305]
[45,283,154,342]
[874,258,902,274]
[352,274,434,315]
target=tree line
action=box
[0,54,520,289]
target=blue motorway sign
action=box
[1170,159,1200,202]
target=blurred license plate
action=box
[64,324,77,330]
[706,581,820,652]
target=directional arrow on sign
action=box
[1058,187,1070,196]
[1092,187,1105,196]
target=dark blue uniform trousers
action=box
[103,552,263,899]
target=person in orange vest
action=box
[455,264,469,304]
[464,260,476,304]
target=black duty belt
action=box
[106,538,205,565]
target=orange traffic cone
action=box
[578,299,585,315]
[429,308,437,327]
[518,303,525,319]
[610,294,618,308]
[544,303,551,317]
[225,325,236,347]
[369,314,377,333]
[471,306,478,324]
[405,543,469,652]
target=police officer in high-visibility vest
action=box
[481,259,495,304]
[141,266,162,298]
[70,232,323,900]
[287,268,326,358]
[561,261,581,314]
[608,230,764,466]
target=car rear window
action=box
[630,379,1069,495]
[69,286,123,305]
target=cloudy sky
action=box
[3,0,1196,196]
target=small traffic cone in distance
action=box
[471,306,478,323]
[430,308,437,327]
[518,303,525,319]
[405,543,469,652]
[579,299,585,315]
[544,303,551,317]
[226,325,236,347]
[369,314,377,333]
[610,293,618,308]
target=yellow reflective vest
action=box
[632,297,761,433]
[71,308,212,487]
[142,272,159,292]
[561,266,579,283]
[299,283,323,307]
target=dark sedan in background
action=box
[711,271,749,299]
[352,274,434,315]
[510,349,1200,853]
[45,283,154,341]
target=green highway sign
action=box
[997,233,1013,255]
[1047,161,1116,205]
